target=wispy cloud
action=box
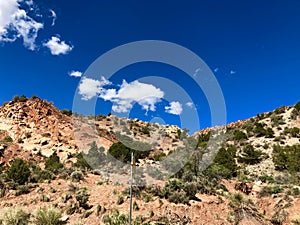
[49,9,57,26]
[230,70,236,75]
[165,101,183,115]
[193,67,201,77]
[69,71,82,77]
[186,102,194,108]
[43,36,73,55]
[0,0,43,50]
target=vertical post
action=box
[129,152,133,225]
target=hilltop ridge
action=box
[0,95,300,224]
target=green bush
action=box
[206,146,238,178]
[31,169,55,183]
[102,209,129,225]
[75,187,90,209]
[5,158,31,185]
[259,185,282,197]
[284,127,300,138]
[274,106,286,115]
[196,132,210,148]
[61,109,72,116]
[238,145,266,165]
[13,95,27,103]
[86,142,106,168]
[70,170,84,182]
[2,136,13,143]
[151,152,166,161]
[34,207,61,225]
[45,153,63,173]
[108,141,150,163]
[295,101,300,111]
[141,125,150,135]
[265,127,275,138]
[253,122,274,137]
[15,184,30,196]
[272,115,285,126]
[74,142,106,170]
[74,152,91,170]
[19,95,27,102]
[1,208,30,225]
[273,144,300,173]
[116,196,124,205]
[233,130,248,141]
[259,174,275,183]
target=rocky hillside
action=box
[0,96,77,163]
[0,95,300,225]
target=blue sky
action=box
[1,0,300,134]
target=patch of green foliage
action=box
[273,144,300,173]
[5,158,31,185]
[13,94,27,103]
[238,144,267,165]
[45,152,63,174]
[60,109,72,116]
[151,152,166,161]
[74,141,106,169]
[206,146,238,178]
[1,136,13,143]
[284,127,300,138]
[1,208,31,225]
[34,207,61,225]
[108,141,151,163]
[233,130,248,141]
[252,122,274,138]
[102,209,129,225]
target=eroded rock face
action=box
[0,97,77,162]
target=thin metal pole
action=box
[129,152,133,225]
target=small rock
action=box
[60,215,69,222]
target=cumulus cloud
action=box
[78,78,164,113]
[0,1,72,54]
[100,80,164,113]
[0,0,18,33]
[69,70,82,77]
[165,101,183,115]
[0,0,43,50]
[43,36,73,55]
[78,76,111,100]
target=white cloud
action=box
[0,0,19,33]
[25,0,33,6]
[78,76,111,100]
[230,70,236,75]
[78,78,164,113]
[165,101,183,115]
[43,36,73,55]
[69,70,82,77]
[186,102,194,108]
[0,0,43,50]
[99,80,164,113]
[49,9,56,26]
[0,1,72,54]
